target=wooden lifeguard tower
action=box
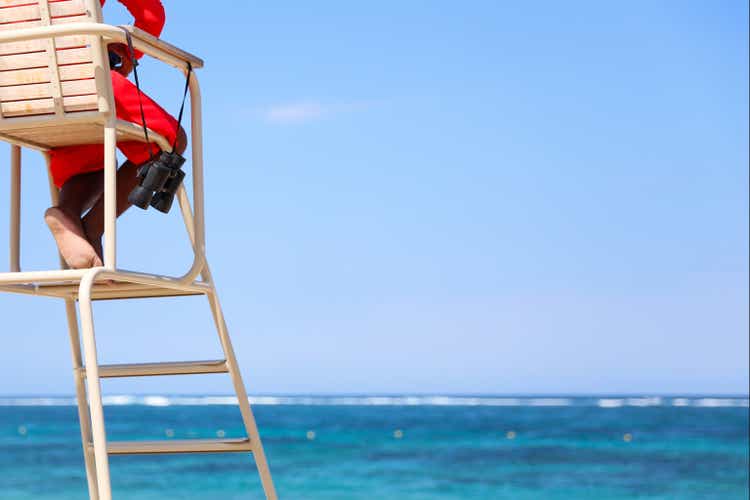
[0,1,277,499]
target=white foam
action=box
[202,396,239,405]
[528,398,573,407]
[242,396,568,407]
[597,398,624,408]
[142,396,171,407]
[0,397,75,406]
[626,397,662,407]
[102,395,136,406]
[693,398,747,408]
[168,396,238,405]
[481,398,523,406]
[0,395,747,407]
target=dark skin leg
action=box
[79,160,141,260]
[82,127,188,258]
[46,127,187,268]
[57,170,104,214]
[44,170,105,268]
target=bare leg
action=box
[45,171,104,269]
[58,170,104,213]
[81,160,141,258]
[82,127,188,255]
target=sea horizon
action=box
[1,393,747,407]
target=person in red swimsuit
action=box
[44,0,187,269]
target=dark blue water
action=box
[1,396,747,499]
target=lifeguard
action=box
[44,0,186,269]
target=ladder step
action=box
[86,360,228,378]
[103,438,253,455]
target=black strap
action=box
[172,61,192,151]
[122,28,192,155]
[123,30,152,160]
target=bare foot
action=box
[44,207,103,269]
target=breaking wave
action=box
[0,395,747,407]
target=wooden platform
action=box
[0,268,212,300]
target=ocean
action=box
[0,395,747,499]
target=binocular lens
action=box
[128,185,154,209]
[141,163,173,192]
[150,192,175,213]
[149,168,185,213]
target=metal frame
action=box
[0,14,276,500]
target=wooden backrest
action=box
[0,0,106,119]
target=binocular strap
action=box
[121,29,193,157]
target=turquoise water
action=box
[1,396,747,499]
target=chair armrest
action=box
[119,25,204,69]
[0,24,203,69]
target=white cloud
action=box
[264,101,326,124]
[262,99,378,125]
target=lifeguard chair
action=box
[0,1,277,499]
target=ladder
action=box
[1,156,278,500]
[0,9,277,499]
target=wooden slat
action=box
[9,120,100,137]
[23,123,97,142]
[105,438,253,455]
[0,45,90,70]
[0,34,87,55]
[0,1,85,24]
[89,360,229,378]
[0,92,95,115]
[0,13,88,31]
[0,62,93,85]
[0,0,34,7]
[0,0,77,7]
[0,119,170,148]
[2,122,117,147]
[28,280,206,299]
[0,78,94,100]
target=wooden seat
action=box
[0,0,168,150]
[0,119,168,150]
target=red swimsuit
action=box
[48,0,179,188]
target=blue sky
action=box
[0,0,747,395]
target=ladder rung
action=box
[103,438,253,455]
[85,360,228,378]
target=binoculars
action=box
[128,151,186,213]
[108,50,122,70]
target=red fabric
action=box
[48,1,172,188]
[101,0,165,38]
[101,0,165,58]
[49,71,179,188]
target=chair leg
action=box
[204,284,277,500]
[64,299,100,500]
[10,145,21,272]
[45,153,100,498]
[78,270,113,500]
[102,121,117,270]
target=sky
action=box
[0,0,747,395]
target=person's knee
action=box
[174,127,188,154]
